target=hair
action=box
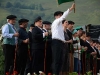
[7,19,9,22]
[68,20,75,25]
[54,11,63,17]
[81,31,86,36]
[30,24,35,27]
[62,19,66,24]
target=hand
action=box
[69,3,75,11]
[69,39,73,43]
[84,47,88,51]
[91,52,97,55]
[97,58,100,60]
[71,3,75,9]
[44,32,48,36]
[23,39,29,43]
[13,32,19,37]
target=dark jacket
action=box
[32,26,45,50]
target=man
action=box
[66,20,75,73]
[32,16,48,75]
[43,21,52,75]
[51,3,75,75]
[25,24,35,75]
[14,19,29,75]
[2,15,19,75]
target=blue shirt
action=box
[2,23,18,44]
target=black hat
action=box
[18,19,29,24]
[6,15,17,19]
[30,24,35,27]
[43,21,51,25]
[34,16,42,23]
[54,11,63,17]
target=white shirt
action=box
[51,9,70,42]
[73,37,81,60]
[2,23,17,44]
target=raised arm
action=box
[69,3,75,12]
[58,3,75,22]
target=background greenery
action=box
[0,0,100,74]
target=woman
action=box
[61,19,73,75]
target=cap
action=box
[75,26,83,31]
[72,29,77,34]
[43,21,51,25]
[34,16,42,23]
[6,15,17,19]
[18,19,29,24]
[30,24,35,27]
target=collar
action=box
[43,28,47,32]
[86,40,90,43]
[8,23,14,27]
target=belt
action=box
[52,38,65,43]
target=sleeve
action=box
[57,9,70,23]
[2,24,14,38]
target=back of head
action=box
[68,20,75,25]
[54,11,63,17]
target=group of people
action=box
[2,3,100,75]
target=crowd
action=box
[1,3,100,75]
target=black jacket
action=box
[32,26,45,50]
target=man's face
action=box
[68,24,74,30]
[37,20,43,28]
[45,24,51,30]
[9,19,16,25]
[23,22,28,28]
[77,29,83,36]
[86,36,90,41]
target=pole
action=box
[44,37,48,73]
[74,0,75,13]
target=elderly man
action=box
[2,15,19,75]
[31,17,48,75]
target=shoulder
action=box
[2,24,9,30]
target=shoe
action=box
[39,71,45,75]
[27,73,31,75]
[13,71,18,75]
[6,72,10,75]
[48,73,52,75]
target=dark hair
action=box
[54,11,63,17]
[81,31,86,35]
[30,24,35,27]
[68,20,75,25]
[62,19,66,24]
[86,33,90,37]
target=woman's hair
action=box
[62,19,66,24]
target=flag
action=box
[57,0,74,5]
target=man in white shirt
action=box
[51,3,75,75]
